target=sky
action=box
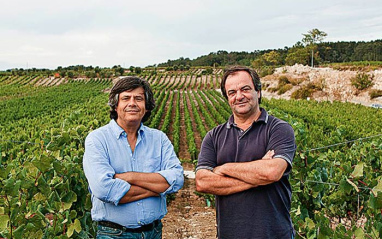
[0,0,381,70]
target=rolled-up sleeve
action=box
[268,122,296,175]
[157,134,184,195]
[83,133,131,205]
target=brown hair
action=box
[220,65,262,103]
[108,76,155,122]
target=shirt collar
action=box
[226,108,268,129]
[110,119,145,139]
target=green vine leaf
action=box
[305,217,315,230]
[371,178,382,197]
[354,227,365,238]
[0,214,9,230]
[32,155,53,173]
[67,219,82,237]
[351,162,364,179]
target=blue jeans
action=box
[96,221,163,239]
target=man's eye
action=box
[227,91,236,96]
[135,97,144,101]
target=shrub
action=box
[350,73,374,90]
[369,89,382,99]
[267,87,278,93]
[278,75,290,86]
[291,83,318,99]
[288,77,304,86]
[291,88,313,99]
[311,78,326,91]
[278,84,293,95]
[258,66,275,77]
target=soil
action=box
[162,163,217,239]
[178,91,191,160]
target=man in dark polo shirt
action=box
[196,66,296,239]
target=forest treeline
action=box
[157,39,382,68]
[2,39,381,77]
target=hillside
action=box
[262,64,382,107]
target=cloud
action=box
[1,0,381,70]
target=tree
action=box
[134,67,142,74]
[302,28,327,67]
[67,71,74,78]
[252,51,282,68]
[285,47,310,65]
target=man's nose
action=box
[236,90,244,100]
[127,98,137,106]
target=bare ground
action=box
[162,166,216,239]
[162,93,214,238]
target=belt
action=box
[98,220,160,233]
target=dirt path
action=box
[178,91,191,160]
[162,164,216,239]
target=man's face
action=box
[116,87,147,125]
[225,71,260,117]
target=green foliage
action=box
[266,76,294,95]
[182,92,198,161]
[153,40,382,68]
[291,82,322,99]
[278,75,291,86]
[255,66,276,77]
[201,67,213,75]
[285,47,310,66]
[302,28,327,46]
[350,73,374,90]
[172,91,181,154]
[2,75,382,238]
[252,51,282,68]
[278,84,293,95]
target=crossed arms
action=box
[195,150,288,196]
[83,131,184,206]
[115,172,170,203]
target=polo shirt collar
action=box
[109,119,145,139]
[226,108,269,129]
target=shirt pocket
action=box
[142,155,161,172]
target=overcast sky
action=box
[1,0,381,70]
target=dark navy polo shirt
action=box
[197,108,296,239]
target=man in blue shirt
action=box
[83,76,184,239]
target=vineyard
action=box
[1,69,382,239]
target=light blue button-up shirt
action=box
[83,120,184,228]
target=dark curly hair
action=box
[220,65,262,104]
[108,76,155,122]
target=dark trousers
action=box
[96,221,162,239]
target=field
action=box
[1,68,382,239]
